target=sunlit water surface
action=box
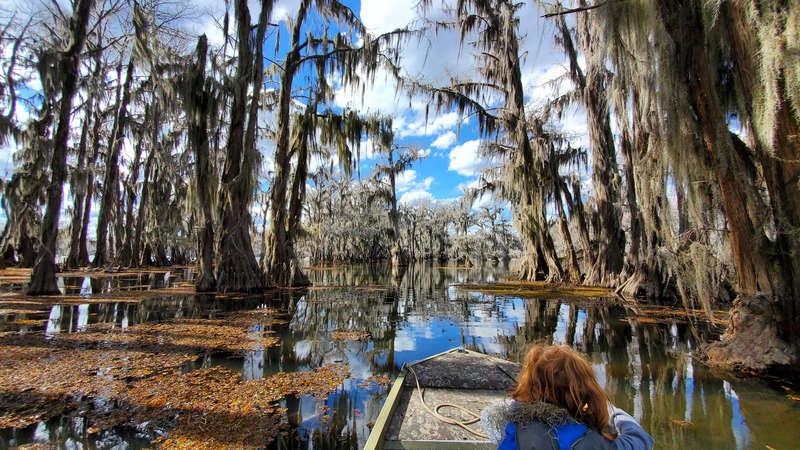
[1,264,798,449]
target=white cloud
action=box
[448,139,486,177]
[430,131,457,149]
[360,0,417,34]
[554,106,590,150]
[193,17,227,47]
[273,0,302,21]
[394,170,435,204]
[395,170,433,193]
[399,190,434,204]
[399,111,463,138]
[456,179,481,193]
[0,142,18,179]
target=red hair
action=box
[511,344,612,433]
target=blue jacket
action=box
[481,400,654,450]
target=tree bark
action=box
[116,125,144,267]
[618,122,642,277]
[566,177,595,274]
[574,4,623,287]
[284,118,312,286]
[188,35,216,292]
[724,1,800,337]
[554,178,581,283]
[28,0,95,295]
[65,59,98,270]
[655,0,792,370]
[133,141,155,267]
[215,0,266,292]
[264,0,311,287]
[93,60,134,268]
[78,92,105,266]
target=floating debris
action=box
[0,292,351,449]
[456,281,616,301]
[358,375,392,389]
[670,419,693,428]
[623,305,729,327]
[331,329,371,341]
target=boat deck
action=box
[377,349,521,449]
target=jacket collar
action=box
[506,401,577,426]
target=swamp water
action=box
[1,264,799,449]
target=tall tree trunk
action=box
[724,1,800,339]
[93,60,134,268]
[654,0,794,370]
[116,126,144,267]
[65,54,99,271]
[575,4,623,287]
[513,64,563,281]
[188,35,216,292]
[388,149,402,269]
[284,121,310,286]
[554,178,581,283]
[215,0,267,292]
[78,95,104,266]
[132,149,153,267]
[615,96,662,299]
[566,177,594,274]
[133,102,159,267]
[28,0,95,295]
[265,0,311,287]
[618,118,642,278]
[2,104,54,269]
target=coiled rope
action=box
[406,364,489,439]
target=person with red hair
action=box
[481,344,654,450]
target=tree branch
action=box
[541,1,619,19]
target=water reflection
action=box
[1,263,798,449]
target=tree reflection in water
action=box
[268,264,796,450]
[2,264,798,449]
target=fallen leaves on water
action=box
[783,387,800,401]
[0,304,305,449]
[149,363,349,449]
[358,375,392,389]
[1,352,348,449]
[332,329,371,341]
[8,444,57,450]
[0,341,198,429]
[456,281,616,301]
[47,307,283,356]
[623,305,729,327]
[670,419,693,428]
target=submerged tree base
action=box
[704,294,797,375]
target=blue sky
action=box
[190,0,588,207]
[0,0,590,220]
[334,0,588,205]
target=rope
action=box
[406,364,489,439]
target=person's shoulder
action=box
[481,397,514,421]
[480,398,514,445]
[609,407,655,450]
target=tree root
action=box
[703,294,797,374]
